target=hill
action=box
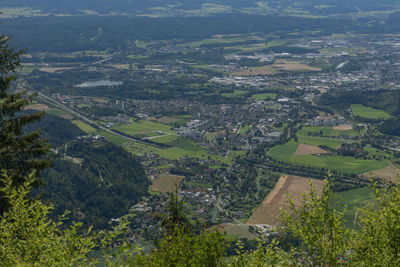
[2,0,399,18]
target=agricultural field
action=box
[221,90,248,98]
[112,119,174,138]
[71,120,97,134]
[297,126,357,137]
[362,164,399,182]
[269,140,388,174]
[246,175,325,226]
[208,223,257,240]
[123,138,245,163]
[151,174,185,193]
[24,104,52,111]
[251,93,277,100]
[295,144,328,155]
[335,187,375,229]
[297,136,345,149]
[233,60,321,76]
[351,104,392,120]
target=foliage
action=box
[0,34,51,213]
[280,180,349,266]
[135,225,227,267]
[0,170,138,266]
[350,181,400,265]
[43,139,149,229]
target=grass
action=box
[269,139,388,174]
[297,136,346,149]
[351,104,392,120]
[251,93,277,100]
[71,120,97,134]
[297,126,357,137]
[123,138,246,163]
[335,187,375,229]
[221,90,248,98]
[238,125,250,135]
[151,174,184,193]
[112,119,173,138]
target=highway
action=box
[36,91,165,148]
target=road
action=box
[36,91,165,148]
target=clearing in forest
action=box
[246,175,325,226]
[151,174,185,193]
[295,144,328,155]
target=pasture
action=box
[298,126,357,137]
[295,144,328,155]
[246,175,325,226]
[112,119,173,138]
[251,93,277,100]
[233,60,321,76]
[335,187,375,229]
[151,174,185,193]
[269,139,388,174]
[351,104,391,120]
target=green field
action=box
[238,125,250,135]
[71,120,97,134]
[123,138,245,163]
[221,90,248,98]
[298,126,357,137]
[269,140,388,174]
[112,119,173,138]
[351,104,392,120]
[297,136,346,149]
[335,187,375,229]
[251,93,277,100]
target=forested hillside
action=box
[2,0,399,17]
[43,140,149,229]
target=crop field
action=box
[233,60,321,76]
[39,67,73,73]
[333,125,353,131]
[24,104,52,111]
[247,175,325,226]
[71,120,97,134]
[298,126,357,137]
[123,139,245,163]
[335,187,375,229]
[269,140,388,174]
[351,104,392,120]
[181,35,260,48]
[156,116,180,124]
[295,144,328,155]
[251,93,277,100]
[208,223,257,240]
[362,164,399,182]
[297,136,345,149]
[221,90,248,98]
[112,119,173,138]
[151,174,185,193]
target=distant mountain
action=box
[2,0,400,18]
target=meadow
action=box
[297,126,357,137]
[335,187,375,229]
[112,119,174,138]
[269,139,388,174]
[251,93,278,100]
[351,104,392,120]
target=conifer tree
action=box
[0,35,51,213]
